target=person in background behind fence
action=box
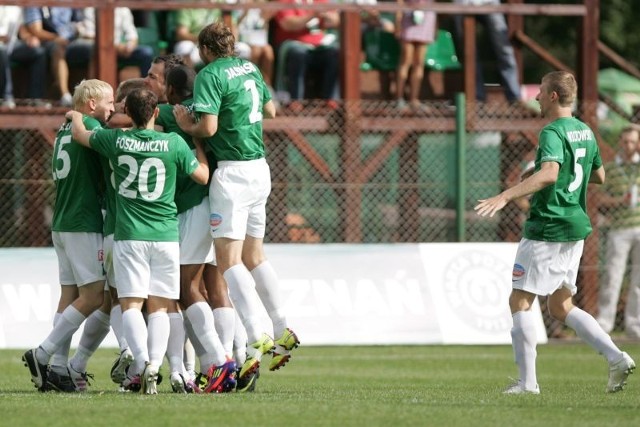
[596,125,640,339]
[475,70,635,394]
[395,0,436,113]
[0,5,21,109]
[452,0,521,103]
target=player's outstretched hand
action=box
[474,194,508,218]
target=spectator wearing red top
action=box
[273,0,339,102]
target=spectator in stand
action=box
[597,126,640,339]
[173,7,251,69]
[273,0,340,108]
[73,7,154,80]
[453,0,521,103]
[395,0,436,113]
[17,6,84,106]
[0,6,21,109]
[235,1,275,89]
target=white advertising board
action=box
[0,244,547,348]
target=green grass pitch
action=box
[1,344,640,427]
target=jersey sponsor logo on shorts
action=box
[512,263,525,281]
[210,213,223,230]
[97,249,104,262]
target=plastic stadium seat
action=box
[425,30,461,71]
[361,28,400,72]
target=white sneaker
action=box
[142,363,159,395]
[60,92,73,107]
[607,352,636,393]
[503,379,540,395]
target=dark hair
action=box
[166,65,196,99]
[198,21,235,58]
[125,88,158,127]
[115,77,146,103]
[152,53,187,76]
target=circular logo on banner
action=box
[443,250,512,333]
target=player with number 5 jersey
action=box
[475,71,635,396]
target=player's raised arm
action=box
[190,138,210,185]
[65,110,92,147]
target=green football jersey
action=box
[192,56,271,161]
[100,155,116,237]
[51,116,104,233]
[89,128,199,241]
[157,100,208,213]
[524,117,603,241]
[602,159,640,229]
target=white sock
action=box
[70,310,111,373]
[184,338,196,374]
[223,264,264,344]
[213,307,235,354]
[49,312,71,370]
[183,316,206,359]
[185,302,226,369]
[565,307,622,363]
[511,310,538,390]
[110,304,129,351]
[40,305,86,361]
[147,311,170,368]
[122,308,149,376]
[251,261,287,336]
[233,310,248,365]
[166,312,185,374]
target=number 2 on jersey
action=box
[118,155,166,201]
[568,147,586,192]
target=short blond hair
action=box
[72,79,113,108]
[541,71,577,107]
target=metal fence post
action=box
[455,93,466,242]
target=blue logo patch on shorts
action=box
[512,263,525,282]
[210,213,222,231]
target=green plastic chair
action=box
[425,30,461,71]
[361,29,400,72]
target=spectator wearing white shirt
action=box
[0,6,22,108]
[71,7,154,78]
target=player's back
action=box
[525,116,602,242]
[194,56,268,161]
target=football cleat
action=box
[110,348,134,384]
[607,352,636,393]
[236,367,259,393]
[503,379,540,395]
[142,363,159,395]
[44,368,76,393]
[204,359,237,393]
[274,328,300,352]
[22,348,48,391]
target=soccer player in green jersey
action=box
[67,88,220,394]
[475,71,636,394]
[174,22,300,382]
[158,64,235,393]
[23,79,114,393]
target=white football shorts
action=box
[114,240,180,300]
[103,233,116,290]
[511,238,584,296]
[209,158,271,240]
[179,197,214,264]
[52,231,105,286]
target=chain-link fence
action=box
[0,99,636,337]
